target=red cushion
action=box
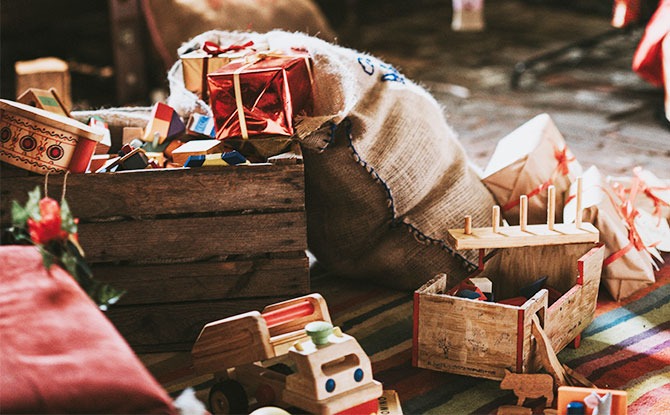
[0,245,176,414]
[632,0,670,87]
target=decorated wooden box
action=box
[1,163,309,352]
[0,99,102,174]
[412,192,604,381]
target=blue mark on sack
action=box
[357,56,405,84]
[380,63,405,84]
[357,56,375,75]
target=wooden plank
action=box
[544,245,605,353]
[486,243,595,301]
[92,254,310,305]
[415,275,519,380]
[105,296,295,352]
[531,315,567,386]
[77,211,307,263]
[0,164,305,224]
[446,222,599,250]
[519,290,548,374]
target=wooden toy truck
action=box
[413,181,605,380]
[191,294,383,414]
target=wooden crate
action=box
[0,163,309,352]
[412,224,604,380]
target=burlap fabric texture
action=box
[167,30,497,290]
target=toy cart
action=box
[191,294,383,414]
[413,183,605,380]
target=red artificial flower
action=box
[27,197,68,245]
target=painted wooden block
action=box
[557,386,626,415]
[16,88,69,117]
[14,57,71,110]
[142,102,185,145]
[0,99,102,174]
[171,139,224,166]
[186,113,216,138]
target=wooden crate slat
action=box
[78,211,307,262]
[105,296,294,352]
[0,165,304,223]
[93,255,310,304]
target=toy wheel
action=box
[208,379,248,414]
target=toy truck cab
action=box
[191,294,382,414]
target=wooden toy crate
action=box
[412,201,604,380]
[0,163,309,352]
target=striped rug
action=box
[142,257,670,414]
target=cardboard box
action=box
[412,219,604,380]
[0,163,309,352]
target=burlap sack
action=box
[167,30,496,290]
[564,166,657,301]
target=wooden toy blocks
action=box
[413,180,605,380]
[142,102,185,145]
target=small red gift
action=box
[207,50,314,140]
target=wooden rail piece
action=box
[446,222,599,250]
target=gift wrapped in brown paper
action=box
[564,166,659,301]
[180,39,256,100]
[482,113,582,225]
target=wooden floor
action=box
[329,0,669,179]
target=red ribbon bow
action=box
[502,145,575,212]
[632,167,670,224]
[202,40,254,56]
[603,178,650,266]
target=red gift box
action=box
[207,51,314,140]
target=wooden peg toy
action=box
[519,195,528,232]
[449,189,598,250]
[464,215,473,235]
[547,185,556,231]
[575,176,583,229]
[492,205,501,233]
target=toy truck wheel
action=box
[208,379,248,414]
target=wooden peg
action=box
[492,205,500,234]
[575,177,583,229]
[464,215,472,235]
[519,195,528,232]
[547,185,556,231]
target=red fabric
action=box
[632,0,670,87]
[0,245,176,414]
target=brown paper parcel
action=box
[483,113,582,225]
[564,166,657,301]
